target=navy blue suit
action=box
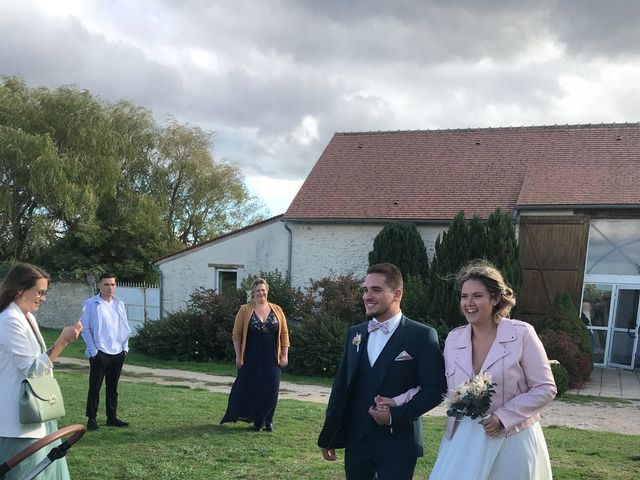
[318,316,446,479]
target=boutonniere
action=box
[352,333,362,352]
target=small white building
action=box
[155,215,289,314]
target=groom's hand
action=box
[320,448,337,461]
[368,405,391,425]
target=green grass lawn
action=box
[41,327,335,387]
[46,371,640,480]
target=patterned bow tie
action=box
[367,319,390,334]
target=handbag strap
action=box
[23,312,46,355]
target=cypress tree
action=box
[485,209,523,303]
[368,221,429,279]
[426,209,522,331]
[426,212,470,329]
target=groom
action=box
[318,263,446,480]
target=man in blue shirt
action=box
[80,273,131,431]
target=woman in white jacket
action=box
[0,264,82,479]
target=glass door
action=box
[608,287,640,369]
[581,284,612,365]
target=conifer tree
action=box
[368,221,429,279]
[426,209,522,331]
[485,209,523,302]
[425,212,470,329]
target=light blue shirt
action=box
[80,294,131,357]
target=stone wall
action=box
[37,281,94,329]
[288,222,447,288]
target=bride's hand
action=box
[480,413,503,437]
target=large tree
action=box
[1,76,266,280]
[153,120,264,246]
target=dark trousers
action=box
[86,350,126,419]
[344,435,417,480]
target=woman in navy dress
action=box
[220,278,290,431]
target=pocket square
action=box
[394,351,413,361]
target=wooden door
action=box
[518,215,590,326]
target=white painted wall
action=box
[157,218,289,314]
[287,222,447,288]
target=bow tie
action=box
[368,319,390,334]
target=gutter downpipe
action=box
[284,220,293,285]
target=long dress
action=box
[220,310,280,427]
[429,416,552,480]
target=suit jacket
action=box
[317,316,446,460]
[0,302,54,438]
[444,318,557,437]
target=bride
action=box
[374,260,557,479]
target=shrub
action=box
[132,287,244,361]
[287,315,348,377]
[296,274,365,325]
[190,287,245,361]
[549,360,569,397]
[538,330,591,388]
[368,221,429,279]
[535,292,593,386]
[132,311,206,361]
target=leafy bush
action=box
[132,311,207,361]
[132,287,244,361]
[296,274,365,325]
[549,360,569,397]
[287,315,348,377]
[538,330,592,388]
[285,274,364,376]
[189,287,245,361]
[535,292,593,387]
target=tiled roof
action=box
[285,124,640,221]
[155,214,284,264]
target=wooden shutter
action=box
[518,215,590,325]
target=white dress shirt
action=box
[367,311,403,366]
[80,294,131,357]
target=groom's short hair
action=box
[367,263,403,291]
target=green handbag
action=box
[19,373,66,424]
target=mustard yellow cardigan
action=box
[232,302,290,364]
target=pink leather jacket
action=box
[444,318,557,437]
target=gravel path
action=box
[57,358,640,436]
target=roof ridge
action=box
[334,122,640,136]
[154,214,284,263]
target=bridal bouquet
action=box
[443,371,496,419]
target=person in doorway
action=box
[80,273,131,431]
[317,263,446,480]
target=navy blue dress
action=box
[220,310,281,427]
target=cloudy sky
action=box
[2,0,640,214]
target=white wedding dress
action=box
[428,417,552,480]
